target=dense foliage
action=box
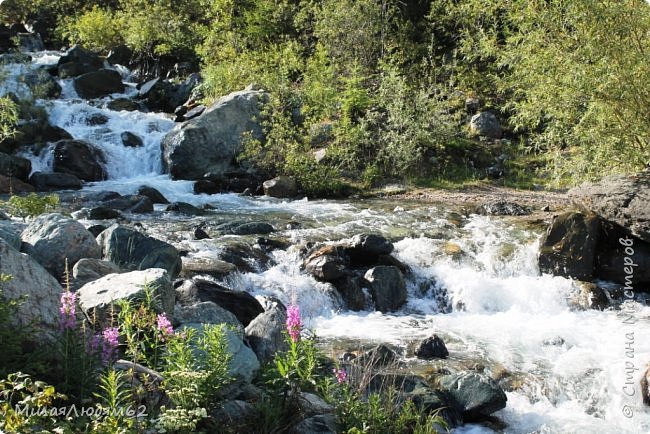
[3,0,649,189]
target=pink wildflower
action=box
[156,313,173,337]
[333,368,347,384]
[101,327,119,363]
[286,304,302,343]
[59,290,77,330]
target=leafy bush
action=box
[0,97,18,144]
[1,193,59,219]
[61,5,122,52]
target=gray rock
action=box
[29,172,82,191]
[165,201,202,216]
[96,224,182,278]
[212,400,256,430]
[87,207,122,220]
[0,175,34,194]
[298,392,334,416]
[364,266,407,312]
[213,221,275,236]
[333,275,367,311]
[72,258,121,287]
[73,68,125,99]
[0,238,62,342]
[538,212,600,280]
[569,281,610,311]
[120,131,143,147]
[162,88,267,179]
[24,68,61,99]
[355,344,399,369]
[293,414,338,434]
[596,241,650,285]
[415,335,449,359]
[469,111,502,139]
[21,213,101,279]
[304,246,346,282]
[347,233,394,256]
[174,301,244,336]
[569,169,650,243]
[189,279,264,326]
[78,268,173,327]
[180,255,236,279]
[0,152,31,181]
[474,201,530,216]
[439,372,507,420]
[0,221,21,250]
[136,185,169,204]
[102,195,153,213]
[107,98,139,111]
[245,298,287,363]
[53,139,106,181]
[262,175,297,198]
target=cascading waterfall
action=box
[3,52,650,433]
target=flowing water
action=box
[3,53,650,434]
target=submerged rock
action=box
[439,372,507,420]
[136,185,169,204]
[74,68,125,99]
[415,335,449,360]
[364,266,407,312]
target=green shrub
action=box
[62,5,122,52]
[1,193,59,219]
[0,97,18,144]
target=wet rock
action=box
[78,268,174,327]
[469,111,502,139]
[439,372,507,420]
[475,201,531,216]
[333,275,367,311]
[0,152,31,181]
[165,201,202,216]
[53,139,106,181]
[245,297,288,363]
[345,233,394,266]
[538,212,600,280]
[182,104,206,121]
[304,246,347,282]
[568,169,650,243]
[0,175,34,193]
[72,258,121,287]
[87,224,107,237]
[0,238,63,342]
[180,255,237,278]
[213,241,270,272]
[136,185,169,204]
[81,190,122,203]
[162,88,265,180]
[29,172,83,191]
[364,266,407,312]
[87,207,122,220]
[107,98,139,111]
[569,281,610,311]
[21,213,101,279]
[174,301,244,336]
[595,238,650,285]
[262,175,297,198]
[74,69,125,99]
[194,179,221,194]
[215,221,275,236]
[106,45,132,67]
[102,195,153,213]
[298,392,334,416]
[57,45,104,78]
[642,365,650,406]
[97,224,182,278]
[120,131,143,147]
[86,113,108,125]
[191,279,264,326]
[415,335,449,359]
[194,227,210,240]
[24,68,61,99]
[355,344,399,368]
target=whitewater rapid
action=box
[4,52,650,434]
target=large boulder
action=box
[77,268,174,327]
[344,233,394,266]
[245,298,288,363]
[21,213,101,279]
[161,88,267,180]
[74,69,125,99]
[439,372,507,420]
[0,221,21,250]
[29,172,82,191]
[0,238,63,341]
[0,152,31,181]
[262,176,297,198]
[53,139,106,181]
[57,45,104,78]
[96,224,182,278]
[72,258,121,288]
[414,335,449,360]
[24,68,61,99]
[304,246,347,282]
[364,266,408,312]
[136,185,169,204]
[174,301,244,337]
[0,175,34,193]
[180,279,264,327]
[469,111,502,139]
[538,212,600,280]
[569,169,650,243]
